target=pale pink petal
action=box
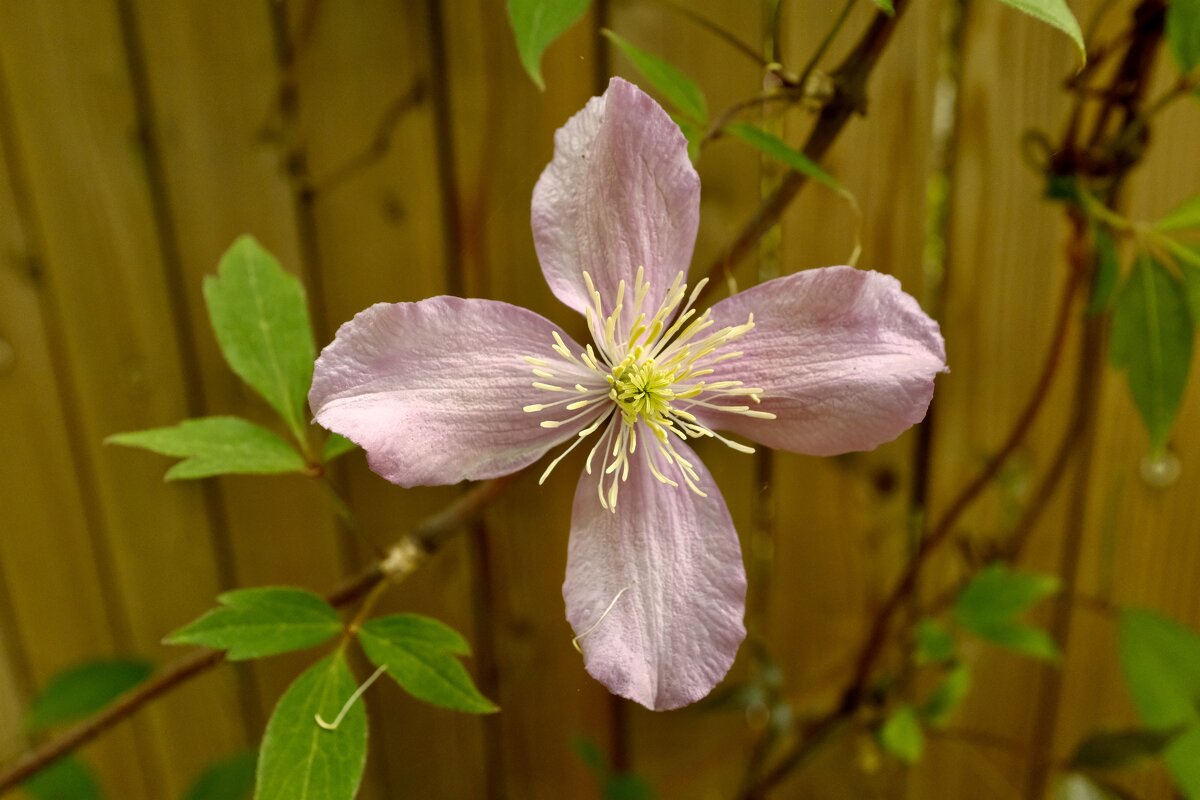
[309,297,602,487]
[697,266,946,455]
[563,435,746,710]
[532,77,699,330]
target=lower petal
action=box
[563,437,746,710]
[699,266,946,456]
[309,297,601,487]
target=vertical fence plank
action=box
[277,2,486,797]
[0,1,245,795]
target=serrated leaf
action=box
[26,660,152,733]
[256,654,367,800]
[203,236,315,446]
[1167,0,1200,73]
[725,123,846,196]
[20,758,102,800]
[992,0,1085,65]
[1068,727,1182,771]
[914,618,956,665]
[358,615,497,714]
[603,30,708,124]
[1120,608,1200,796]
[1154,194,1200,233]
[166,588,343,660]
[185,753,256,800]
[506,0,590,90]
[1088,224,1120,314]
[107,417,307,481]
[879,705,924,763]
[321,433,358,464]
[1110,254,1193,456]
[922,663,970,725]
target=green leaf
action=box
[166,588,343,661]
[879,705,924,764]
[185,753,256,800]
[1088,223,1120,314]
[1120,608,1200,796]
[20,758,102,800]
[321,434,358,464]
[992,0,1085,65]
[1154,194,1200,233]
[1110,254,1194,456]
[256,654,367,800]
[506,0,590,91]
[605,775,657,800]
[1180,257,1200,326]
[358,614,497,714]
[1167,0,1200,73]
[922,663,971,725]
[725,123,846,196]
[203,236,315,446]
[602,30,708,124]
[1068,727,1182,771]
[26,659,152,732]
[871,0,896,15]
[107,417,307,481]
[953,564,1060,660]
[914,618,956,665]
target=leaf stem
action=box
[796,0,857,91]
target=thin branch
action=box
[0,477,509,795]
[642,0,770,67]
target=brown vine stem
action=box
[695,0,910,307]
[0,477,509,796]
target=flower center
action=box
[523,267,775,510]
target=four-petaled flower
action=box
[309,78,946,710]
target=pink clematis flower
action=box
[309,77,946,710]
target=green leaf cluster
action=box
[107,236,354,480]
[953,563,1061,660]
[1119,608,1200,796]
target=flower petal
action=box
[532,77,700,330]
[563,436,746,710]
[310,297,601,487]
[698,266,946,455]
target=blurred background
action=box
[1,0,1199,798]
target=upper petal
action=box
[563,435,746,710]
[532,77,700,331]
[698,266,946,455]
[309,297,600,487]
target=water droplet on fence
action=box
[1140,450,1181,488]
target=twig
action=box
[0,477,509,795]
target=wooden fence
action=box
[0,0,1198,797]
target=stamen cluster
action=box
[524,267,775,511]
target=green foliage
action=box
[1154,194,1200,233]
[870,0,896,16]
[1088,223,1119,314]
[573,736,658,800]
[602,31,709,126]
[185,753,256,800]
[20,758,102,800]
[1068,727,1182,771]
[1110,254,1194,456]
[506,0,591,90]
[321,433,358,464]
[165,588,343,661]
[921,663,971,726]
[256,654,367,800]
[26,659,152,732]
[107,417,308,481]
[879,704,924,763]
[725,123,846,196]
[203,236,316,448]
[357,614,497,714]
[1120,608,1200,796]
[914,618,956,665]
[1166,0,1200,73]
[991,0,1085,65]
[952,563,1060,660]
